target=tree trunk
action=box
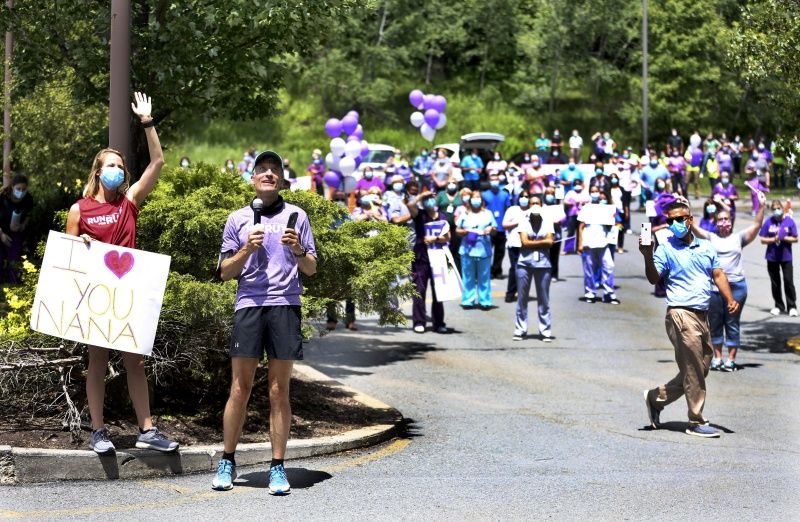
[3,0,13,189]
[425,46,433,86]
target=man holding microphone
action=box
[639,200,738,438]
[213,150,317,494]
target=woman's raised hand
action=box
[131,92,153,122]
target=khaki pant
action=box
[647,308,713,426]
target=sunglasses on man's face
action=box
[665,215,690,225]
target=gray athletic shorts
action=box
[230,305,303,360]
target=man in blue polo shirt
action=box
[639,200,739,438]
[482,172,511,278]
[460,149,484,191]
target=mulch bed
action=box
[0,374,398,450]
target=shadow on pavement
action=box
[740,320,798,354]
[397,417,423,439]
[638,421,735,435]
[307,336,437,379]
[236,468,332,489]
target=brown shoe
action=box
[325,321,337,331]
[345,321,358,331]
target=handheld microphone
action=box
[253,198,264,226]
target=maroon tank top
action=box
[77,195,139,248]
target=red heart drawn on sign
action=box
[104,250,134,279]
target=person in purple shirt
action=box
[715,142,734,175]
[215,150,317,495]
[355,166,385,197]
[759,201,798,316]
[711,173,738,221]
[408,191,450,333]
[306,148,325,197]
[666,150,687,197]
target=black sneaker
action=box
[643,390,661,429]
[604,295,621,305]
[504,295,516,303]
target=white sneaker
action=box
[790,308,798,317]
[413,325,425,333]
[770,307,781,316]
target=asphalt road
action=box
[2,210,799,521]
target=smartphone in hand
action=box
[641,222,652,246]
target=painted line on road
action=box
[0,438,411,519]
[320,438,410,474]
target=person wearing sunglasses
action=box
[692,192,766,371]
[640,200,739,438]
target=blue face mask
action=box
[773,209,783,219]
[12,188,26,199]
[490,180,500,189]
[314,159,321,165]
[100,166,125,190]
[706,205,716,214]
[611,178,619,185]
[470,198,482,208]
[590,193,600,202]
[568,163,576,170]
[595,168,603,175]
[545,194,555,204]
[518,197,530,207]
[599,200,608,205]
[364,171,374,180]
[721,178,729,185]
[423,198,437,210]
[650,161,659,168]
[669,219,689,238]
[360,196,372,206]
[447,183,457,193]
[392,182,404,192]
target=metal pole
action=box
[642,0,648,154]
[3,0,13,189]
[109,0,131,161]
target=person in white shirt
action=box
[502,192,532,302]
[569,130,583,163]
[577,185,620,304]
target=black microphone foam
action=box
[253,198,264,225]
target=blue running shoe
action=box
[268,464,291,495]
[90,427,116,455]
[212,458,236,491]
[685,424,720,438]
[135,427,179,452]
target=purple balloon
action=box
[341,114,358,135]
[353,124,363,140]
[431,95,447,113]
[346,110,359,121]
[422,94,434,110]
[409,89,424,108]
[354,156,362,168]
[325,118,342,139]
[360,141,369,158]
[424,108,440,128]
[346,134,360,142]
[324,171,341,189]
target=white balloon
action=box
[325,152,336,169]
[409,111,424,128]
[339,156,356,175]
[344,139,362,159]
[330,137,346,157]
[435,113,447,130]
[420,123,436,142]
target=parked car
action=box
[358,143,396,176]
[434,132,505,182]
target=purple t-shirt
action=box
[221,201,317,310]
[760,216,797,262]
[355,176,385,193]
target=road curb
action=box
[1,363,402,484]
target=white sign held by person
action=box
[428,248,463,302]
[576,204,616,225]
[30,231,171,356]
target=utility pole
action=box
[109,0,131,161]
[642,0,648,154]
[3,0,13,189]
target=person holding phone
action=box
[640,200,739,438]
[215,150,317,495]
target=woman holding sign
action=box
[65,92,177,455]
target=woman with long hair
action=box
[65,92,177,455]
[0,174,33,284]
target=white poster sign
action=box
[30,231,171,356]
[576,204,616,225]
[428,248,463,302]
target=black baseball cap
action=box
[253,150,284,175]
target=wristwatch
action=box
[293,245,307,258]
